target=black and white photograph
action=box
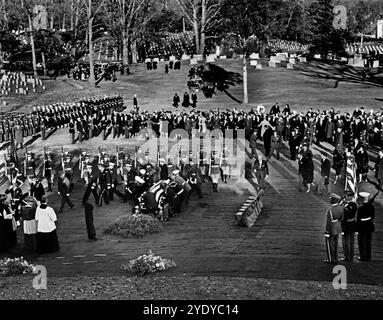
[1,0,383,310]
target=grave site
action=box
[1,0,383,305]
[1,53,383,300]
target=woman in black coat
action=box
[355,146,369,182]
[301,152,314,192]
[332,148,345,185]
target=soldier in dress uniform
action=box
[356,191,378,261]
[210,152,221,193]
[324,193,344,264]
[24,151,36,196]
[187,159,203,201]
[98,164,110,206]
[81,164,100,206]
[121,160,136,203]
[341,191,358,262]
[5,183,27,224]
[7,162,22,186]
[44,148,54,192]
[199,148,209,183]
[107,161,124,201]
[220,147,230,183]
[69,118,76,144]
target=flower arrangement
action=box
[0,257,35,277]
[104,214,161,239]
[122,250,176,276]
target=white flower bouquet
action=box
[122,250,176,276]
[0,257,35,276]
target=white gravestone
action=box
[250,60,258,66]
[250,53,260,59]
[190,58,198,65]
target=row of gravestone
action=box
[267,52,306,69]
[347,54,380,68]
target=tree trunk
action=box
[28,14,38,78]
[70,0,74,30]
[88,3,95,87]
[243,56,248,104]
[193,7,200,54]
[41,51,47,76]
[131,38,138,63]
[50,15,54,30]
[0,42,3,66]
[62,13,66,31]
[122,29,129,67]
[200,0,206,56]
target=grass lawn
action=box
[1,59,383,114]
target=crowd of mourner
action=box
[0,98,381,262]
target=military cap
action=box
[359,192,370,203]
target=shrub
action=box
[122,250,176,277]
[104,214,161,239]
[0,257,35,277]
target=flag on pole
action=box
[345,152,358,200]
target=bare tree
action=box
[81,0,106,86]
[21,0,38,78]
[110,0,158,66]
[175,0,222,55]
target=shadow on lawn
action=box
[295,61,383,88]
[200,63,243,103]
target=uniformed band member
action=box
[324,193,344,264]
[356,191,377,261]
[341,191,357,262]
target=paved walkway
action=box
[1,130,383,286]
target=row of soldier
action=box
[3,145,232,220]
[0,95,124,144]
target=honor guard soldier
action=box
[209,153,221,193]
[128,176,146,209]
[324,193,344,264]
[24,151,36,196]
[220,147,230,184]
[98,163,110,206]
[79,150,90,179]
[356,191,378,261]
[7,161,22,186]
[43,148,54,192]
[121,160,136,203]
[107,161,124,201]
[5,182,26,224]
[69,118,76,144]
[81,164,100,206]
[61,150,72,175]
[187,159,203,200]
[341,191,358,262]
[199,148,209,183]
